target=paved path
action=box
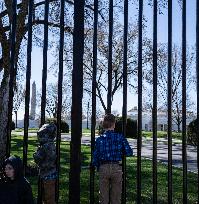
[128,137,198,173]
[62,134,198,173]
[13,131,198,173]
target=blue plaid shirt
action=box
[41,171,58,180]
[92,130,133,169]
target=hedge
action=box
[46,118,69,133]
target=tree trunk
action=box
[177,123,181,133]
[0,76,9,166]
[177,117,181,133]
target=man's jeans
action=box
[99,163,123,204]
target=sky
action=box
[17,0,197,119]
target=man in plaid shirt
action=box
[92,114,133,204]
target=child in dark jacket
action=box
[33,123,57,204]
[0,155,34,204]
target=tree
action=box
[0,0,28,163]
[0,0,75,163]
[144,44,195,132]
[36,82,71,119]
[0,0,185,162]
[46,1,145,115]
[83,21,152,112]
[30,81,37,120]
[13,83,25,127]
[0,0,112,162]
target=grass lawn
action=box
[82,129,183,141]
[14,128,39,133]
[142,131,182,140]
[13,128,182,140]
[10,134,197,204]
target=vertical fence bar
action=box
[38,1,49,203]
[55,0,65,202]
[137,0,143,203]
[196,1,199,203]
[40,0,49,126]
[68,0,85,203]
[121,0,128,203]
[152,0,158,203]
[167,0,173,203]
[90,0,98,202]
[87,102,89,129]
[107,0,113,114]
[23,0,33,174]
[6,0,17,157]
[182,0,187,203]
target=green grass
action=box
[10,134,197,204]
[12,128,97,135]
[82,128,92,134]
[142,131,182,140]
[14,128,39,133]
[81,129,182,140]
[13,128,24,132]
[12,129,182,140]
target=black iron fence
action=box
[1,0,199,203]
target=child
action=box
[33,123,57,204]
[92,113,133,204]
[0,155,34,204]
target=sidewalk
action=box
[127,137,198,173]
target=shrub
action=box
[11,121,15,130]
[187,118,198,146]
[46,117,57,125]
[97,117,137,138]
[115,117,137,139]
[60,121,69,133]
[97,121,104,135]
[26,163,39,176]
[46,118,69,133]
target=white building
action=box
[128,106,196,131]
